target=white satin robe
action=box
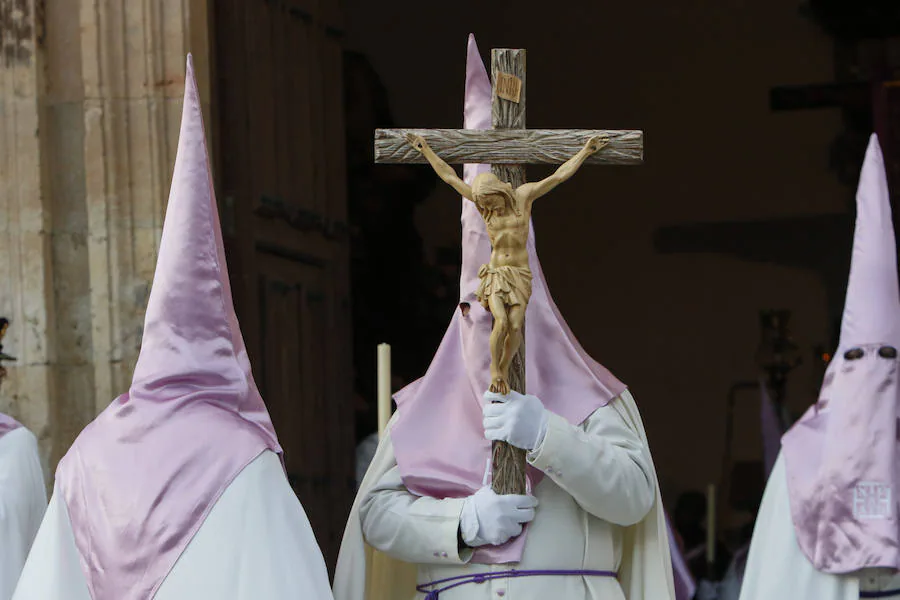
[11,450,334,600]
[740,452,900,600]
[0,427,46,600]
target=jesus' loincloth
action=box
[476,264,533,310]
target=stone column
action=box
[0,0,213,478]
[0,0,56,476]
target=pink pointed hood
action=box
[390,34,626,564]
[782,134,900,573]
[838,135,900,350]
[0,412,21,438]
[55,55,281,600]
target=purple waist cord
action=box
[861,591,900,598]
[415,569,617,599]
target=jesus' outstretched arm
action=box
[406,133,473,201]
[518,135,609,206]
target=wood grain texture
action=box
[490,342,529,496]
[491,49,529,497]
[492,48,526,129]
[374,128,643,166]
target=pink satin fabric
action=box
[55,55,281,600]
[0,412,21,438]
[391,34,626,564]
[782,134,900,573]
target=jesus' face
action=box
[471,173,516,216]
[478,193,506,212]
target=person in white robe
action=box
[12,55,333,600]
[0,410,46,600]
[739,134,900,600]
[332,34,675,600]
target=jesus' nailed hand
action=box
[406,132,609,395]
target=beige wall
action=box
[341,0,846,502]
[0,0,212,479]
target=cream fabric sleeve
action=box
[527,400,655,526]
[605,390,675,600]
[360,446,472,566]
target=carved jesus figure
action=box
[407,133,609,394]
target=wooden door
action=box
[212,0,353,573]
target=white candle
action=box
[377,344,392,438]
[706,483,716,567]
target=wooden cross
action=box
[374,48,644,495]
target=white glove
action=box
[482,390,550,451]
[459,486,538,547]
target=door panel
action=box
[213,0,353,574]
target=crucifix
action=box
[374,48,644,495]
